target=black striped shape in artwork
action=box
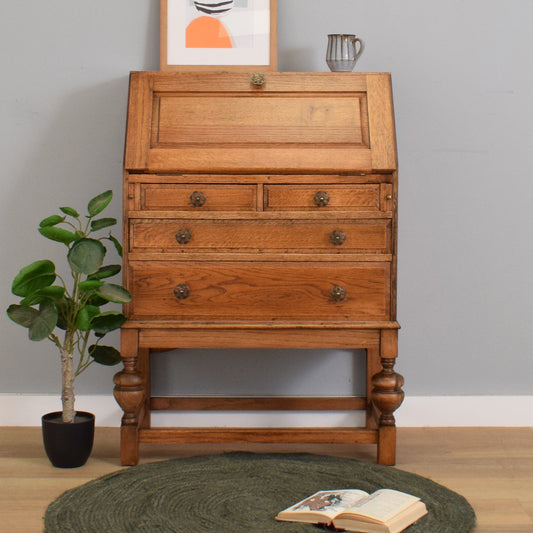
[194,0,234,15]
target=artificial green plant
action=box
[7,190,131,423]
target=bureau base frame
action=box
[114,324,404,466]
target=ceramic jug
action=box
[326,34,365,72]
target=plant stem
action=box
[55,273,69,296]
[84,216,92,236]
[62,268,79,423]
[75,331,93,377]
[63,220,79,232]
[60,340,75,423]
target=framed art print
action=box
[160,0,277,70]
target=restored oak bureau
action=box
[114,71,404,466]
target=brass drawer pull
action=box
[314,191,330,207]
[174,284,190,300]
[190,191,206,207]
[250,72,266,86]
[330,285,346,302]
[329,230,346,246]
[175,229,192,245]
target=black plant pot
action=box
[41,411,95,468]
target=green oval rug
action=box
[44,452,476,532]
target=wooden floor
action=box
[0,427,531,532]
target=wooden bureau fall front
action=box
[114,71,404,466]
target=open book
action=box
[276,489,428,533]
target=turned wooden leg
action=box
[137,347,151,429]
[114,328,144,465]
[371,330,404,465]
[365,347,381,430]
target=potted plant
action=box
[6,190,131,468]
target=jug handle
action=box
[351,37,365,59]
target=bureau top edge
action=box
[128,70,391,79]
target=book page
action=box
[341,489,421,523]
[282,490,369,520]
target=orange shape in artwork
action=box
[186,16,233,48]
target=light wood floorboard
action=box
[0,427,531,532]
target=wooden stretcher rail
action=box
[138,427,378,445]
[150,396,368,411]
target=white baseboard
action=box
[395,395,533,427]
[0,394,124,427]
[1,394,532,427]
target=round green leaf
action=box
[7,304,39,328]
[87,294,109,307]
[60,206,80,217]
[39,226,77,245]
[67,239,106,275]
[39,215,65,228]
[91,218,117,231]
[96,283,132,304]
[11,260,56,297]
[78,279,104,292]
[37,285,65,300]
[88,190,113,217]
[90,311,128,333]
[20,286,65,306]
[28,302,58,341]
[107,234,123,258]
[89,345,122,366]
[88,264,121,280]
[76,304,101,331]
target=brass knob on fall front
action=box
[174,284,190,300]
[330,285,346,302]
[175,229,192,245]
[190,191,206,207]
[250,72,266,86]
[329,230,346,246]
[314,191,330,207]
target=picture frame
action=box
[160,0,277,71]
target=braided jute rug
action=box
[44,452,476,532]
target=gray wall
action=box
[1,1,532,398]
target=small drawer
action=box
[137,184,257,211]
[264,184,390,212]
[129,219,392,254]
[129,261,391,322]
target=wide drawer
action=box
[137,183,257,211]
[129,219,391,254]
[128,261,390,321]
[264,184,392,212]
